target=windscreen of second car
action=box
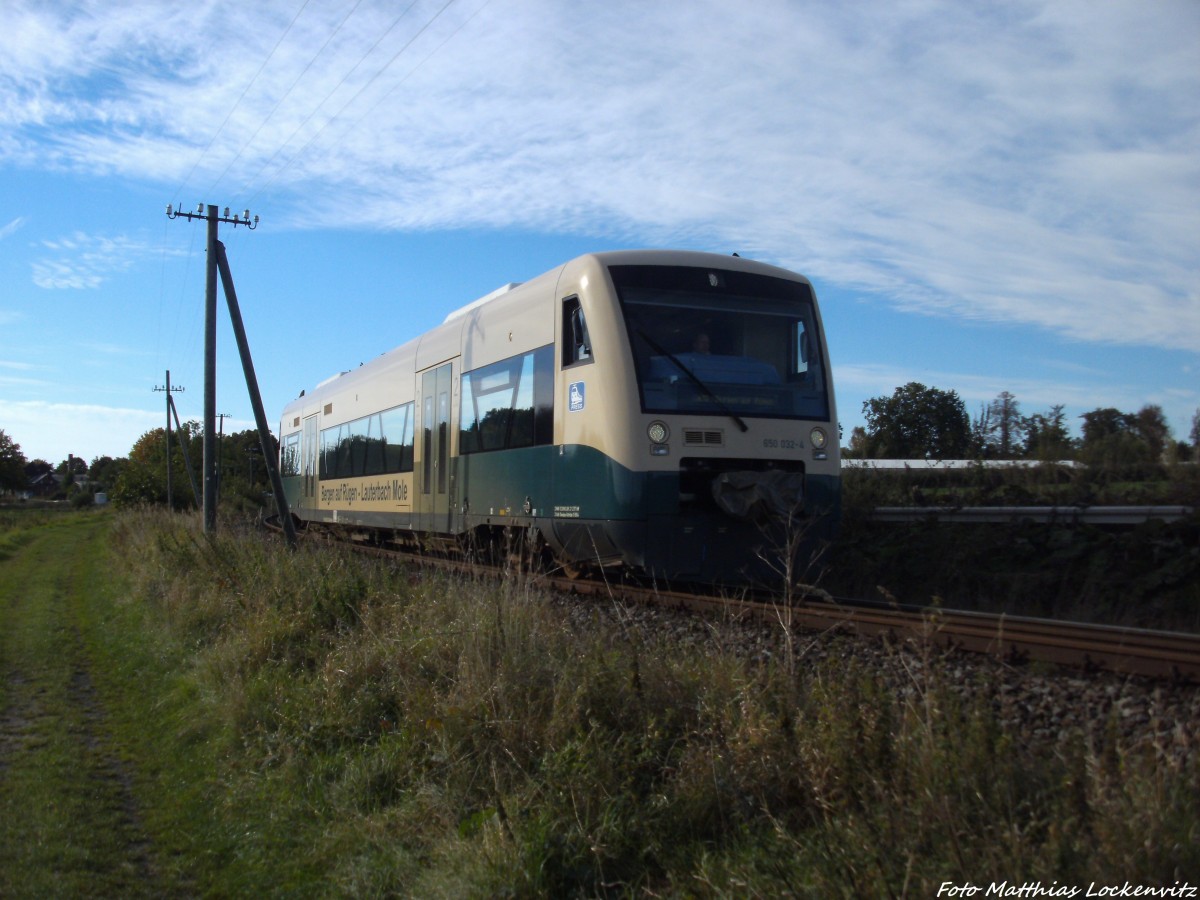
[610,265,829,420]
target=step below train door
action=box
[415,360,456,535]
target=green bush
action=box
[831,466,1200,628]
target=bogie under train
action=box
[278,250,840,585]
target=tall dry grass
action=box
[109,508,1199,896]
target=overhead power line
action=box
[205,0,369,198]
[247,0,468,204]
[237,0,425,198]
[312,0,494,167]
[171,0,314,202]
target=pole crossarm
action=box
[166,204,259,229]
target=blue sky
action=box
[2,0,1197,465]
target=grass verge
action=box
[2,507,1198,896]
[0,511,161,896]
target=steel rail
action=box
[754,598,1200,681]
[869,505,1195,525]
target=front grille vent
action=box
[683,428,724,447]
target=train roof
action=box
[280,249,814,421]
[443,282,522,324]
[577,248,813,284]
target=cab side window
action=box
[562,297,592,367]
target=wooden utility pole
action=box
[152,370,185,508]
[217,412,232,502]
[165,203,296,548]
[204,206,219,531]
[166,203,258,533]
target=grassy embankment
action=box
[0,505,1197,896]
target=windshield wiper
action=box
[636,330,748,432]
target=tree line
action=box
[0,425,277,513]
[843,382,1200,464]
[4,385,1199,503]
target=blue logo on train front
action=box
[569,381,585,412]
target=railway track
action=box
[869,504,1194,525]
[263,517,1200,683]
[736,595,1199,682]
[541,576,1200,682]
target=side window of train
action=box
[281,432,301,476]
[460,345,554,454]
[562,297,592,367]
[316,403,415,480]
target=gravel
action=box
[553,590,1200,768]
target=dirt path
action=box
[0,515,161,898]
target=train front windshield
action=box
[611,264,830,421]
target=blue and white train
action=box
[278,250,840,584]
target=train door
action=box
[302,414,319,507]
[416,361,455,532]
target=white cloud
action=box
[31,231,152,289]
[2,399,162,463]
[0,217,25,240]
[0,358,45,389]
[832,363,1095,410]
[2,1,1198,350]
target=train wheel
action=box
[554,552,587,580]
[494,525,548,577]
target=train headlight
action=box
[647,421,669,444]
[810,427,828,450]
